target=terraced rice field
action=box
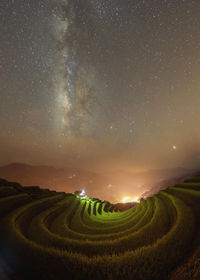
[0,177,200,280]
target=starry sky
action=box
[1,0,200,173]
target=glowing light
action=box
[80,189,86,196]
[172,145,177,150]
[122,196,132,203]
[131,196,140,203]
[75,189,87,198]
[122,196,140,203]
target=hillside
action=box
[0,163,113,201]
[0,177,200,279]
[0,163,197,202]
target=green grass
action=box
[0,176,200,279]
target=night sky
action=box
[1,0,200,173]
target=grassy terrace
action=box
[0,177,200,279]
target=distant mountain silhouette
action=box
[140,171,199,198]
[0,163,198,202]
[0,163,112,201]
[105,167,198,196]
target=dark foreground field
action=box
[0,177,200,280]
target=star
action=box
[1,0,200,182]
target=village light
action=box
[122,196,140,203]
[122,196,132,203]
[80,189,85,196]
[74,189,86,198]
[131,196,140,203]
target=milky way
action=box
[52,0,102,138]
[1,0,200,171]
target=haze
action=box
[1,1,200,201]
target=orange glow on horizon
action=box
[121,196,140,203]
